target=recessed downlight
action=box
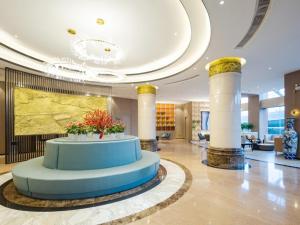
[268,67,272,70]
[96,18,105,25]
[67,29,76,35]
[219,1,225,5]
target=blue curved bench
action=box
[43,136,142,170]
[13,151,159,199]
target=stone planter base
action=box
[207,146,245,170]
[140,139,158,152]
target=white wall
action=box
[111,97,138,136]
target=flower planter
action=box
[115,132,125,139]
[68,134,89,141]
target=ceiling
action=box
[0,0,210,83]
[0,0,300,102]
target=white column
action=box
[210,72,241,148]
[206,57,246,169]
[136,85,157,151]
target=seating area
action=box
[12,137,160,199]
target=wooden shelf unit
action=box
[156,103,175,131]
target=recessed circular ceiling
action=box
[0,0,211,83]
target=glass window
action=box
[241,111,248,123]
[279,88,285,96]
[267,106,285,135]
[241,97,248,104]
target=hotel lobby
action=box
[0,0,300,224]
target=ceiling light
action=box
[45,57,87,82]
[205,56,209,60]
[96,18,105,25]
[219,1,225,5]
[72,39,122,64]
[290,109,300,117]
[96,71,126,80]
[67,29,76,35]
[268,67,272,70]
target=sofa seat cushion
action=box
[12,151,159,199]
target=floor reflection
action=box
[267,162,285,189]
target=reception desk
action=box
[12,136,160,199]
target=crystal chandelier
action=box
[72,38,122,65]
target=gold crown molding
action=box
[136,85,157,95]
[206,57,246,77]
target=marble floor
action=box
[130,140,300,225]
[245,150,300,168]
[1,140,300,225]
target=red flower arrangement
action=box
[83,109,113,136]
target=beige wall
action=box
[0,82,5,154]
[111,97,138,136]
[191,102,210,141]
[248,95,260,132]
[0,69,4,81]
[183,102,192,141]
[175,104,185,139]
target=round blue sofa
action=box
[12,136,160,199]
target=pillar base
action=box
[140,139,158,152]
[207,146,245,170]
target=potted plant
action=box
[111,120,126,138]
[86,125,98,140]
[83,109,113,139]
[247,123,254,131]
[65,121,88,140]
[241,122,254,132]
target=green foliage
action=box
[241,122,254,130]
[107,123,125,133]
[65,122,88,134]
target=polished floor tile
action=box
[130,140,300,225]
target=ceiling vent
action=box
[236,0,271,48]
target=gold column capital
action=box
[206,57,246,77]
[136,84,157,95]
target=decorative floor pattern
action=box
[0,159,191,225]
[0,165,167,212]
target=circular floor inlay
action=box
[0,159,192,225]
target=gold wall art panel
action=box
[14,88,108,135]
